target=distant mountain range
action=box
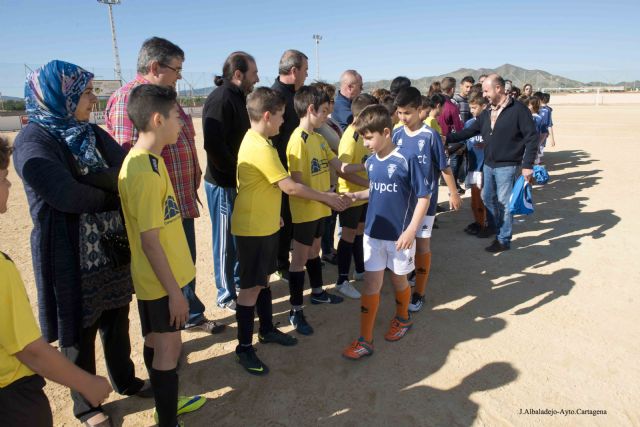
[177,64,637,98]
[363,64,638,93]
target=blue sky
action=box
[1,0,639,97]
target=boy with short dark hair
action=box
[379,94,399,126]
[335,93,378,299]
[342,105,431,360]
[463,96,488,235]
[425,93,446,142]
[393,87,462,312]
[231,87,350,374]
[1,136,112,426]
[286,85,363,335]
[118,84,205,426]
[538,92,556,163]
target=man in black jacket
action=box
[271,50,308,279]
[447,74,537,252]
[202,51,259,310]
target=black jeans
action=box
[61,305,139,422]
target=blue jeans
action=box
[482,165,518,246]
[182,218,205,324]
[205,182,239,305]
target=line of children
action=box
[231,87,351,375]
[393,87,462,312]
[118,85,206,427]
[334,93,379,299]
[1,136,113,426]
[285,86,366,335]
[463,95,488,235]
[342,104,431,359]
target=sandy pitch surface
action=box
[1,105,639,426]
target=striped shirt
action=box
[105,75,200,218]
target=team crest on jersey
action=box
[164,195,180,223]
[368,163,374,172]
[311,158,321,174]
[387,163,397,178]
[397,138,403,146]
[418,139,425,151]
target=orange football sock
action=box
[395,286,411,319]
[414,252,432,297]
[360,293,380,343]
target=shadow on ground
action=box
[103,149,619,426]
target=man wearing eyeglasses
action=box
[333,70,363,131]
[106,37,225,335]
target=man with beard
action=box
[202,51,260,311]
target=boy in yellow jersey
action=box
[118,85,205,427]
[286,85,364,335]
[0,136,112,426]
[335,93,378,299]
[424,93,446,142]
[232,88,349,374]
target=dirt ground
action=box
[1,104,639,426]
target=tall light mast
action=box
[97,0,123,82]
[312,34,323,80]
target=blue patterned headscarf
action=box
[25,60,101,171]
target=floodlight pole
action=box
[313,34,322,80]
[98,0,123,83]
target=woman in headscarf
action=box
[12,60,150,427]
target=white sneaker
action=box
[353,271,365,281]
[218,299,237,312]
[408,293,424,312]
[336,281,361,299]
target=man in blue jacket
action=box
[332,70,363,130]
[446,74,538,253]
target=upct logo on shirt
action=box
[164,195,180,223]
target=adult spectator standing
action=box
[332,70,363,130]
[271,50,309,280]
[439,76,465,192]
[106,37,224,332]
[452,75,475,123]
[201,51,259,311]
[478,74,488,85]
[446,74,538,252]
[15,60,150,427]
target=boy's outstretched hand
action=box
[82,375,113,407]
[324,192,351,211]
